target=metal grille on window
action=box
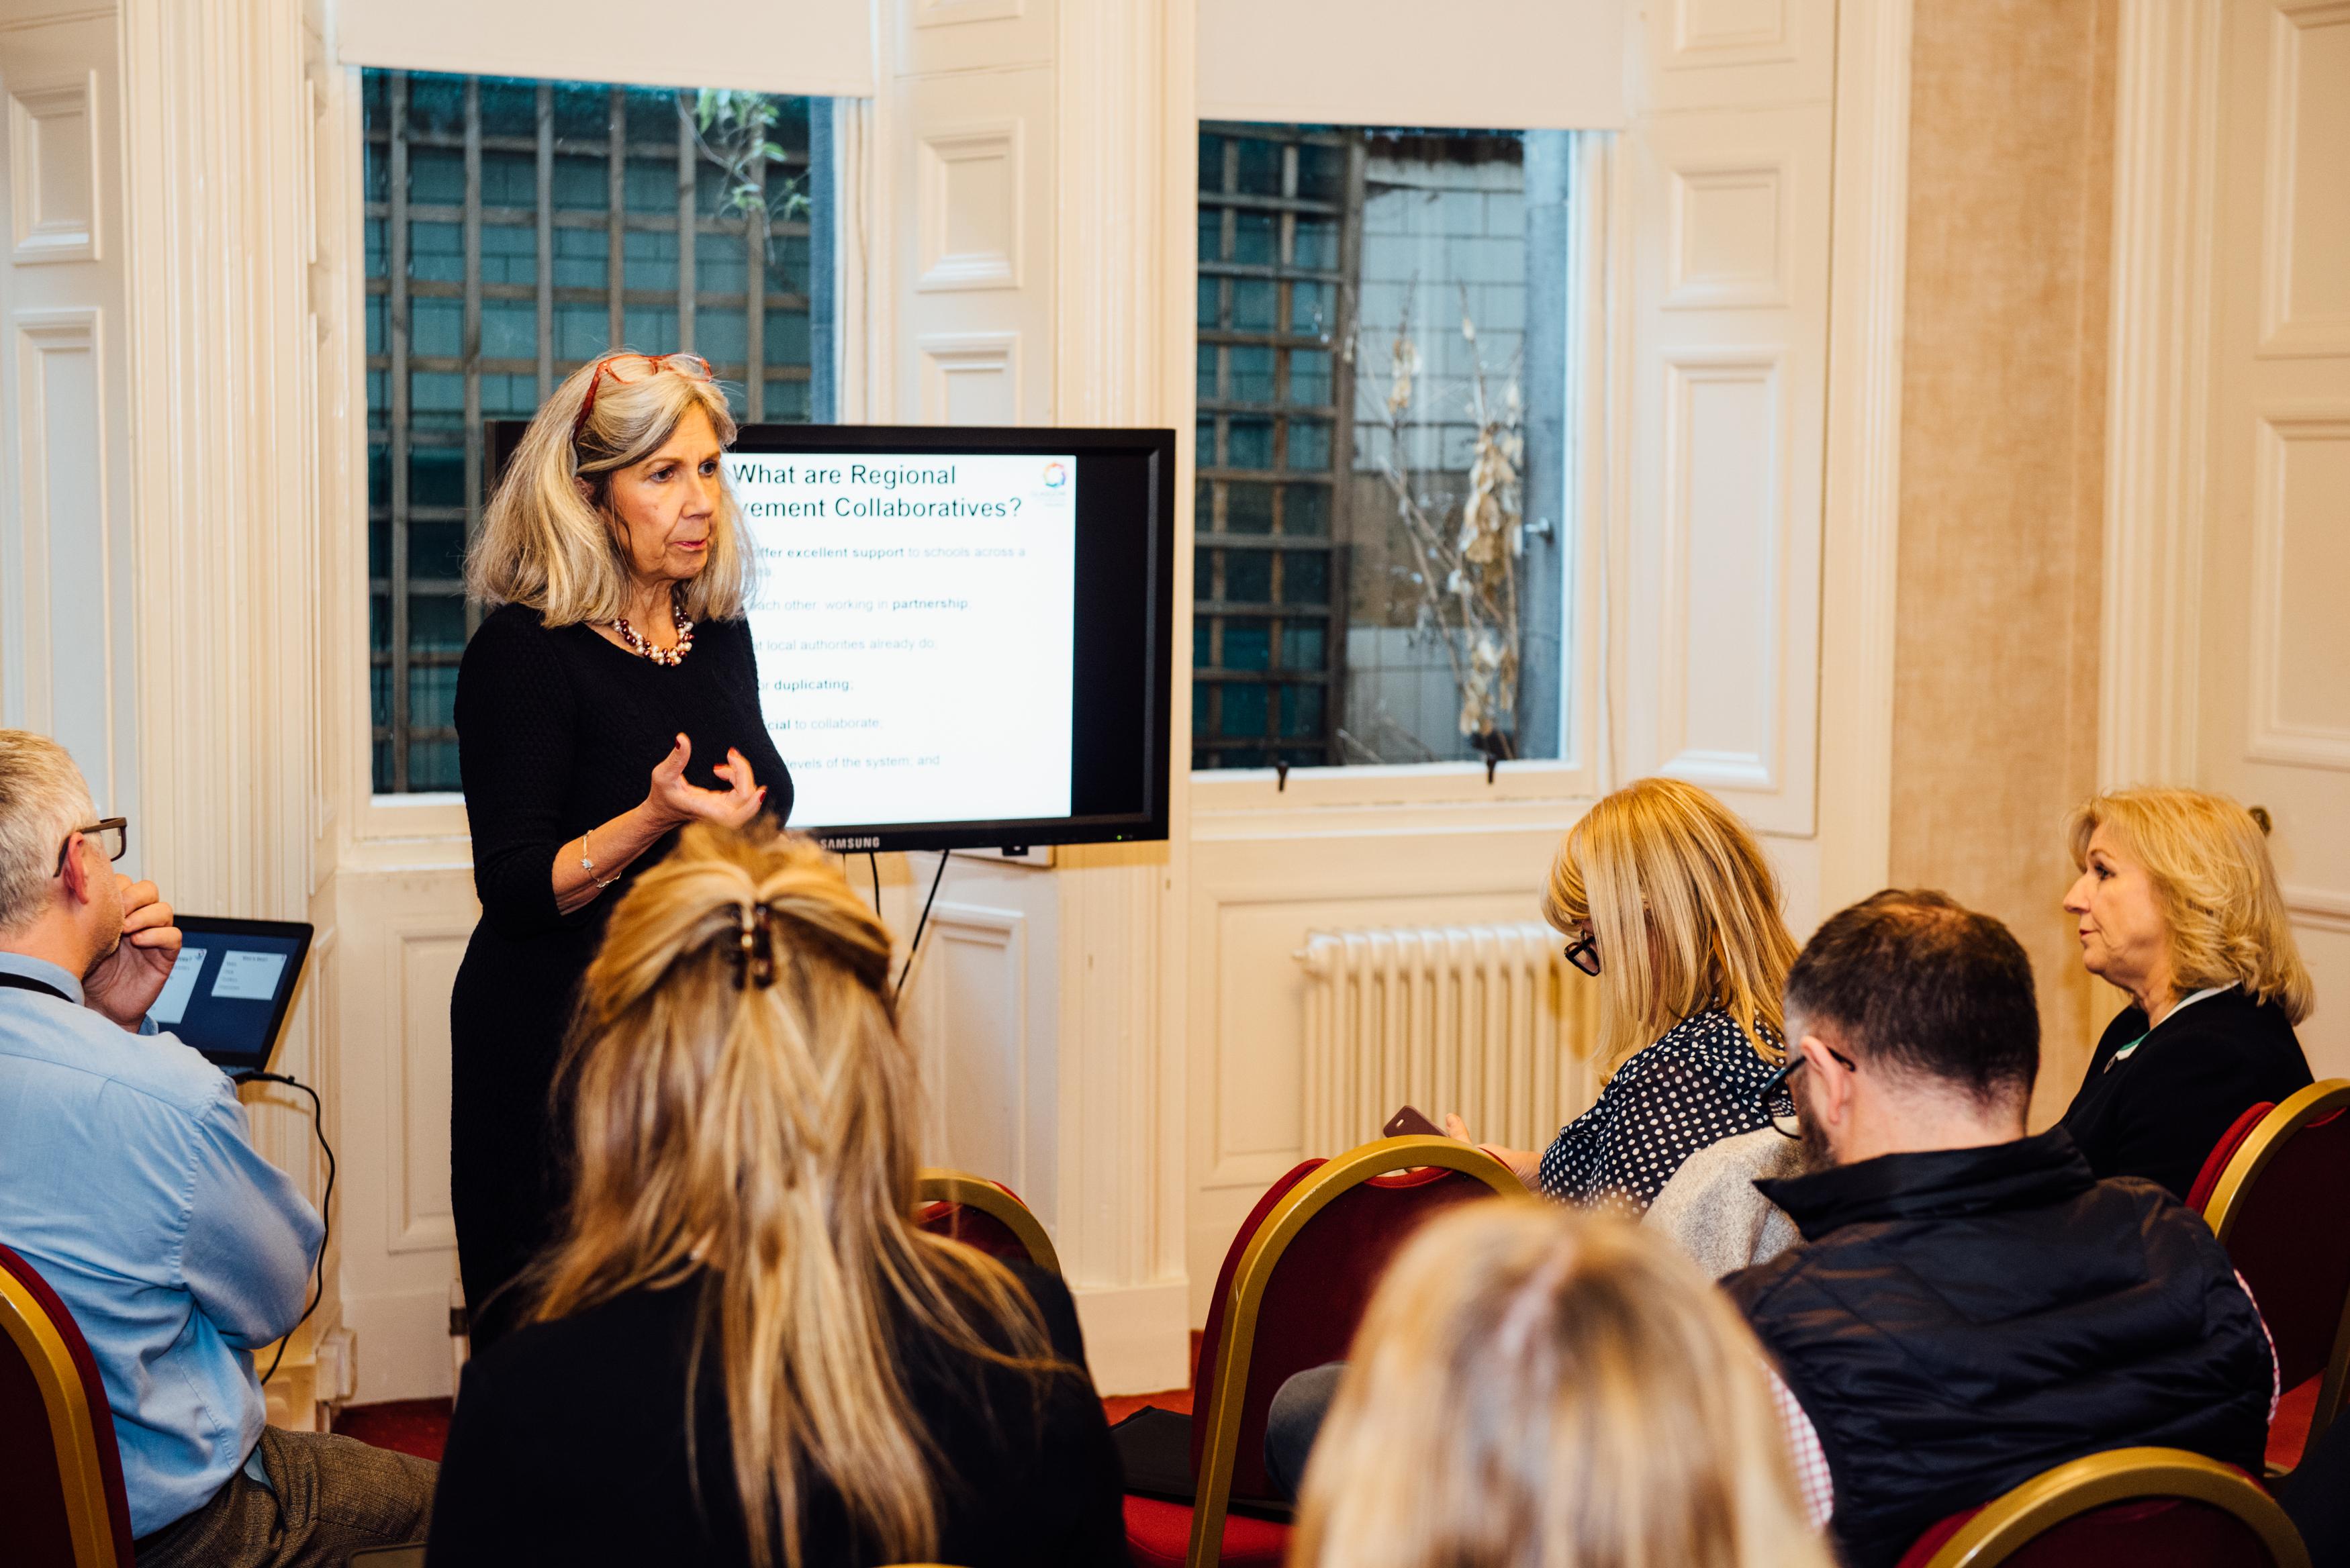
[363,70,828,793]
[1194,126,1360,771]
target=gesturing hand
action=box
[83,877,183,1030]
[1444,1112,1543,1191]
[645,733,766,831]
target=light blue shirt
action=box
[0,949,322,1536]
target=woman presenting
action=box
[452,351,791,1344]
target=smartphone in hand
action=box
[1383,1104,1442,1138]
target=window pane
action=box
[624,228,677,291]
[1225,551,1272,603]
[1229,345,1274,403]
[365,67,835,793]
[1198,210,1222,262]
[1279,551,1329,606]
[410,448,466,508]
[697,308,748,367]
[1233,211,1276,265]
[481,224,534,285]
[1286,420,1331,469]
[1287,350,1331,406]
[1226,415,1272,470]
[409,221,462,282]
[1196,343,1217,402]
[1190,123,1564,771]
[1219,683,1268,737]
[1232,279,1277,332]
[1235,138,1283,196]
[482,300,537,360]
[1225,482,1274,534]
[1282,484,1329,537]
[1198,134,1225,191]
[480,150,535,208]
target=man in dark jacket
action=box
[1724,890,2273,1568]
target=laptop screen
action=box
[150,917,314,1077]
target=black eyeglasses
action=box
[1562,930,1599,977]
[1758,1038,1858,1139]
[56,817,128,875]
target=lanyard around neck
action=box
[0,970,73,1005]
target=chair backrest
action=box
[1901,1447,2308,1568]
[0,1245,133,1568]
[2189,1101,2274,1214]
[912,1169,1061,1277]
[2202,1080,2350,1451]
[1184,1136,1522,1568]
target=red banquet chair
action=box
[912,1169,1061,1277]
[1893,1447,2308,1568]
[0,1244,135,1568]
[1121,1135,1522,1568]
[2198,1080,2350,1475]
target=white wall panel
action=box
[10,307,110,793]
[7,72,96,263]
[2258,3,2350,354]
[2247,411,2350,767]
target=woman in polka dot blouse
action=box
[1448,777,1799,1216]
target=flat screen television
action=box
[487,422,1175,853]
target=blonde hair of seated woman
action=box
[527,821,1059,1568]
[1545,776,1799,1070]
[1291,1202,1831,1568]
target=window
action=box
[363,70,833,793]
[1193,124,1572,771]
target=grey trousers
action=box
[134,1426,438,1568]
[1264,1361,1347,1501]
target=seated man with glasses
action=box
[0,730,435,1567]
[1724,889,2275,1568]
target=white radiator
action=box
[1297,921,1604,1158]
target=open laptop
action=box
[148,916,315,1079]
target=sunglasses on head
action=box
[569,352,715,447]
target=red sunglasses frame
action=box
[569,352,714,446]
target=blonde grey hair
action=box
[0,730,97,933]
[467,354,752,626]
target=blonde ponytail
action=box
[530,823,1060,1568]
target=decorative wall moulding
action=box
[916,330,1020,426]
[7,73,100,264]
[916,123,1023,293]
[1656,349,1787,795]
[1672,0,1795,61]
[913,0,1025,26]
[2255,0,2350,358]
[2245,410,2350,771]
[1666,160,1788,309]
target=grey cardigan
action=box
[1642,1124,1805,1279]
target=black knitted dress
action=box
[449,603,791,1346]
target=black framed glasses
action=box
[1758,1038,1857,1139]
[1562,930,1599,977]
[56,817,128,874]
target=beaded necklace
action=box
[611,585,695,667]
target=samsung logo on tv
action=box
[818,834,883,850]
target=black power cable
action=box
[867,850,882,917]
[234,1071,336,1386]
[892,852,951,1008]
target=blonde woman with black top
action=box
[427,824,1125,1568]
[1291,1202,1831,1568]
[451,352,791,1345]
[2059,787,2314,1200]
[1450,777,1799,1214]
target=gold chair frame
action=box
[0,1263,122,1568]
[1918,1446,2309,1568]
[2203,1078,2350,1462]
[1184,1136,1523,1568]
[913,1169,1062,1277]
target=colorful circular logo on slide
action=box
[1041,462,1069,488]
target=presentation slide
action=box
[731,452,1079,831]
